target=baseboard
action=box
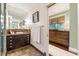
[69,47,78,55]
[30,44,46,56]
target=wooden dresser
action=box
[49,30,69,47]
[7,34,30,51]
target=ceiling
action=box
[7,3,29,20]
[7,3,49,20]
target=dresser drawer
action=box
[58,32,69,36]
[26,34,30,36]
[56,38,69,47]
[7,43,15,51]
[9,45,13,48]
[7,38,14,43]
[9,42,13,45]
[57,35,69,39]
[7,34,30,51]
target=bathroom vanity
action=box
[6,29,30,51]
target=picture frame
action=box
[32,11,39,23]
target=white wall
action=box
[48,3,69,16]
[29,4,49,55]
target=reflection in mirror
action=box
[6,4,32,29]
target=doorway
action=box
[47,3,76,56]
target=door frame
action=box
[47,3,70,53]
[0,3,7,56]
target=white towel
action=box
[31,25,41,43]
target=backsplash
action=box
[49,23,64,30]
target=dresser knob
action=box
[10,46,12,48]
[27,37,29,38]
[27,35,29,36]
[10,40,12,41]
[10,37,12,38]
[10,43,12,44]
[27,37,29,39]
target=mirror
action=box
[6,3,32,29]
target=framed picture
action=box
[32,11,39,23]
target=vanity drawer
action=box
[7,34,30,51]
[26,34,30,37]
[7,37,15,43]
[7,42,15,51]
[9,42,13,45]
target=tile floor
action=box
[7,44,76,56]
[49,44,77,56]
[7,45,42,56]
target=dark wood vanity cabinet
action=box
[49,30,69,47]
[7,34,30,51]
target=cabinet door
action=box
[25,34,30,44]
[13,37,18,48]
[14,36,23,48]
[49,30,56,42]
[57,16,65,23]
[56,31,69,47]
[49,19,52,24]
[51,18,57,23]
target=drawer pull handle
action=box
[10,46,12,48]
[10,37,12,38]
[10,43,12,44]
[10,40,12,41]
[27,37,29,38]
[27,35,29,36]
